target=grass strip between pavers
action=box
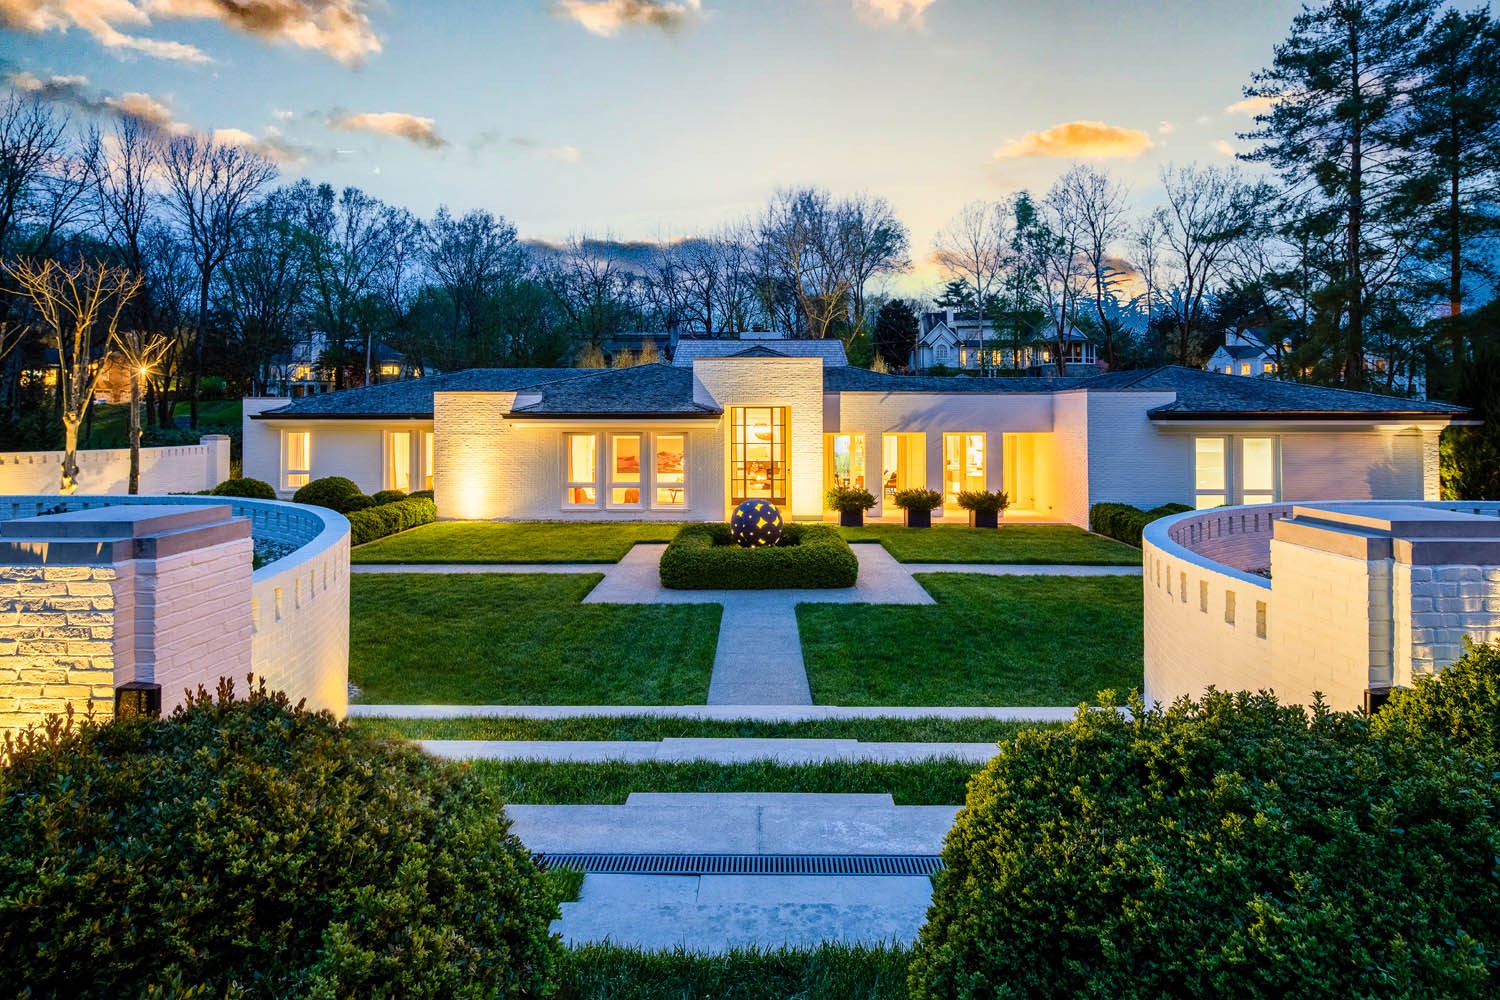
[554,942,914,1000]
[351,521,688,564]
[354,715,1059,744]
[838,523,1142,565]
[469,758,983,806]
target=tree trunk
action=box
[1344,25,1365,390]
[128,373,142,495]
[191,273,210,430]
[1449,134,1463,320]
[60,416,80,494]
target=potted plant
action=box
[957,489,1009,529]
[826,485,877,527]
[892,488,942,528]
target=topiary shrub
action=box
[292,476,361,510]
[409,489,435,501]
[1089,501,1192,547]
[0,680,560,998]
[1373,638,1500,761]
[659,523,858,589]
[891,488,942,512]
[911,691,1500,999]
[334,493,375,514]
[346,496,437,546]
[209,477,276,500]
[371,489,408,506]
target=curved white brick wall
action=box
[0,437,230,495]
[0,495,349,717]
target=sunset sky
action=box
[2,0,1305,270]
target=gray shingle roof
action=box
[1104,366,1466,418]
[673,338,848,366]
[508,363,720,419]
[1214,344,1272,362]
[251,368,583,419]
[823,366,1093,394]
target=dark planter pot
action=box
[839,509,865,528]
[903,507,932,528]
[968,509,1000,529]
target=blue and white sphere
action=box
[730,499,782,548]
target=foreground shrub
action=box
[825,485,876,513]
[0,681,559,998]
[659,523,858,589]
[891,488,942,512]
[1089,501,1192,546]
[1374,638,1500,761]
[955,490,1008,515]
[334,493,375,513]
[209,476,276,500]
[346,496,437,546]
[291,475,361,510]
[371,489,408,505]
[557,942,913,1000]
[911,691,1500,999]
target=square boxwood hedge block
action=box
[659,523,859,590]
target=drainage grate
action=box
[535,853,944,876]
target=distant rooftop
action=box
[673,338,848,367]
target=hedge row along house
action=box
[243,341,1470,526]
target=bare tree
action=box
[756,188,852,340]
[423,206,523,360]
[932,200,1009,373]
[1012,184,1092,376]
[110,329,174,493]
[1129,209,1169,337]
[839,193,910,341]
[5,259,142,492]
[220,188,308,393]
[89,116,161,274]
[1060,165,1130,368]
[160,134,276,427]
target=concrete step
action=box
[421,737,1000,764]
[554,873,935,951]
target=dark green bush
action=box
[334,493,375,514]
[659,523,858,589]
[0,681,559,999]
[371,489,408,506]
[1089,501,1192,547]
[346,496,437,546]
[892,488,942,512]
[911,691,1500,1000]
[409,489,435,501]
[955,490,1008,515]
[209,477,276,500]
[1374,638,1500,761]
[292,476,361,510]
[825,486,876,513]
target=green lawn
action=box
[838,523,1141,565]
[798,573,1143,706]
[355,715,1055,744]
[350,574,719,704]
[469,757,982,805]
[172,399,243,426]
[352,521,688,563]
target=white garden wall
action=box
[0,436,230,495]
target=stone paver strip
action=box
[351,563,603,574]
[418,736,1000,764]
[351,703,1081,721]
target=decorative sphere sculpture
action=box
[730,498,782,548]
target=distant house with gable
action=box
[912,309,1097,375]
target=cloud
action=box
[211,124,308,165]
[1226,95,1276,116]
[853,0,938,24]
[146,0,381,65]
[7,70,189,131]
[0,0,380,65]
[994,120,1154,159]
[542,144,581,163]
[326,110,446,149]
[1157,121,1174,135]
[1212,139,1237,157]
[553,0,700,36]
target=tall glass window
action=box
[388,431,411,492]
[565,433,598,506]
[942,433,985,505]
[825,434,866,494]
[731,407,787,505]
[284,431,310,489]
[1195,437,1227,509]
[655,435,685,507]
[423,431,435,491]
[610,434,642,506]
[1242,437,1277,505]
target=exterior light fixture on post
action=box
[114,681,162,719]
[111,330,175,495]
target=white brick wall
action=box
[1392,562,1500,685]
[250,528,349,716]
[1281,430,1424,501]
[0,437,230,495]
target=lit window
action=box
[1239,362,1252,375]
[423,432,435,491]
[610,434,642,506]
[942,433,985,506]
[655,435,685,507]
[379,363,400,377]
[1242,437,1277,505]
[825,434,866,495]
[293,365,311,381]
[1262,362,1274,374]
[1195,437,1226,509]
[388,431,411,492]
[284,431,311,490]
[959,349,969,368]
[565,433,598,505]
[731,407,787,505]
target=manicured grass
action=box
[542,866,586,906]
[354,715,1055,744]
[469,758,982,805]
[838,523,1141,565]
[798,573,1143,706]
[351,521,688,563]
[350,574,719,704]
[555,943,913,1000]
[172,399,243,426]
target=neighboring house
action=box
[266,333,425,398]
[1208,329,1429,399]
[912,309,1098,375]
[245,348,1469,528]
[599,331,678,366]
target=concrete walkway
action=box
[352,562,604,574]
[349,704,1082,721]
[420,736,1000,764]
[904,563,1141,576]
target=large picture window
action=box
[731,407,787,506]
[610,434,642,506]
[655,435,685,507]
[565,433,598,506]
[388,431,412,492]
[942,433,985,506]
[1195,437,1227,509]
[1241,436,1278,505]
[284,431,311,490]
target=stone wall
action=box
[0,436,229,495]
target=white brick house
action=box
[244,347,1470,527]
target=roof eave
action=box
[251,411,433,421]
[1149,408,1467,421]
[504,409,722,420]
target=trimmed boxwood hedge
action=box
[0,681,559,998]
[1089,501,1193,547]
[209,476,276,500]
[911,687,1500,999]
[292,476,361,510]
[346,496,437,546]
[659,522,858,589]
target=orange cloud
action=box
[327,111,446,150]
[212,125,308,166]
[7,70,190,131]
[0,0,210,62]
[1226,95,1276,116]
[553,0,700,36]
[994,120,1154,160]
